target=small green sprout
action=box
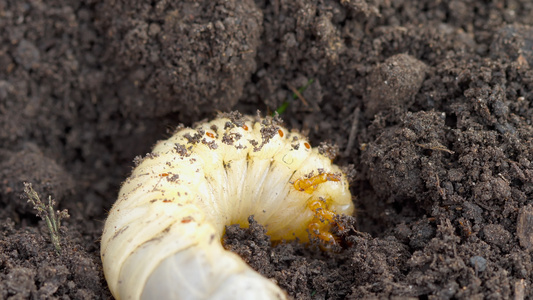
[273,78,314,116]
[23,182,69,254]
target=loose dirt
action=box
[1,0,532,299]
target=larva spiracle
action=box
[101,113,354,300]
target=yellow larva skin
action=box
[101,114,354,300]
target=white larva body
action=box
[101,114,354,300]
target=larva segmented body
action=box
[101,113,354,300]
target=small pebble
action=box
[470,256,487,272]
[364,54,427,118]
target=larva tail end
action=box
[141,245,288,300]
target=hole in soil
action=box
[445,112,457,127]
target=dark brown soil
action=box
[1,0,533,299]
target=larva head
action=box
[286,155,353,242]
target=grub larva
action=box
[101,113,354,300]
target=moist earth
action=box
[1,0,533,299]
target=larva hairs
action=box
[101,112,355,300]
